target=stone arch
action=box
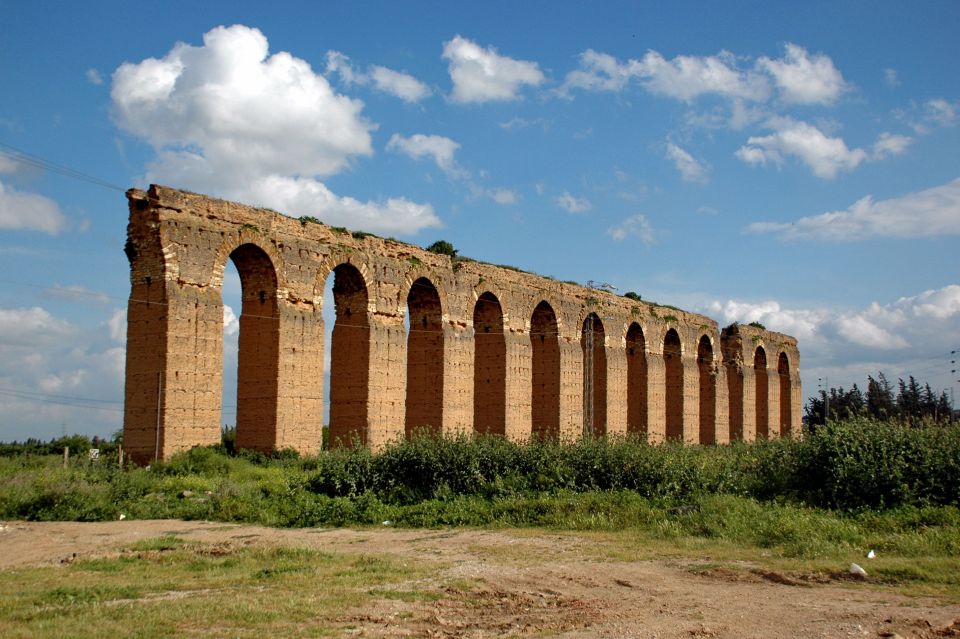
[697,335,716,445]
[400,268,450,319]
[213,233,284,291]
[626,322,647,436]
[754,345,768,439]
[581,312,607,437]
[473,292,507,435]
[778,351,792,437]
[664,328,684,441]
[405,276,444,437]
[327,262,371,447]
[314,253,373,308]
[530,300,561,439]
[226,243,281,452]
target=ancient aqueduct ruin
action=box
[123,185,801,463]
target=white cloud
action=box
[0,180,69,234]
[442,35,544,104]
[560,48,768,102]
[387,133,464,177]
[107,308,126,343]
[608,214,655,244]
[239,174,441,235]
[756,43,848,105]
[926,98,957,128]
[488,188,518,205]
[871,132,912,159]
[747,177,960,241]
[223,304,239,336]
[0,307,74,345]
[556,190,592,214]
[705,284,960,395]
[0,306,126,440]
[112,25,440,235]
[665,142,709,183]
[369,65,432,102]
[884,68,900,88]
[326,50,431,103]
[0,154,18,173]
[42,284,111,306]
[735,118,867,179]
[697,206,718,215]
[85,68,103,85]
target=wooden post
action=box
[63,446,69,468]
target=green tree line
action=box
[806,372,954,427]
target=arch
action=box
[405,277,444,437]
[664,328,683,441]
[530,300,560,439]
[229,243,281,452]
[213,234,283,291]
[697,335,716,445]
[723,337,744,442]
[778,352,792,437]
[473,292,506,435]
[626,322,647,435]
[581,313,607,437]
[328,263,371,446]
[314,253,372,304]
[754,345,768,439]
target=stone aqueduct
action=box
[122,186,802,463]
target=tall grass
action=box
[0,419,957,529]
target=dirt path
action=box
[1,520,957,638]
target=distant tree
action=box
[747,321,766,330]
[425,240,458,258]
[623,291,642,301]
[807,371,955,426]
[866,373,895,419]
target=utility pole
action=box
[818,377,830,424]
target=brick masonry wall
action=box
[123,185,802,462]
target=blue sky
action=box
[1,1,958,440]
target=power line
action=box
[0,142,126,192]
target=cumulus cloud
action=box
[560,48,768,102]
[0,306,126,440]
[735,118,867,178]
[706,284,960,394]
[0,180,69,234]
[665,142,709,183]
[325,50,431,103]
[607,214,655,244]
[561,42,847,108]
[925,98,957,128]
[871,132,913,159]
[556,190,592,214]
[442,35,545,103]
[756,43,848,105]
[387,133,464,177]
[747,177,960,241]
[112,24,440,235]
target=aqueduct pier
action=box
[123,185,801,463]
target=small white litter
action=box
[118,513,126,521]
[849,562,868,578]
[382,520,392,526]
[867,550,876,559]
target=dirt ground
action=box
[1,520,958,638]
